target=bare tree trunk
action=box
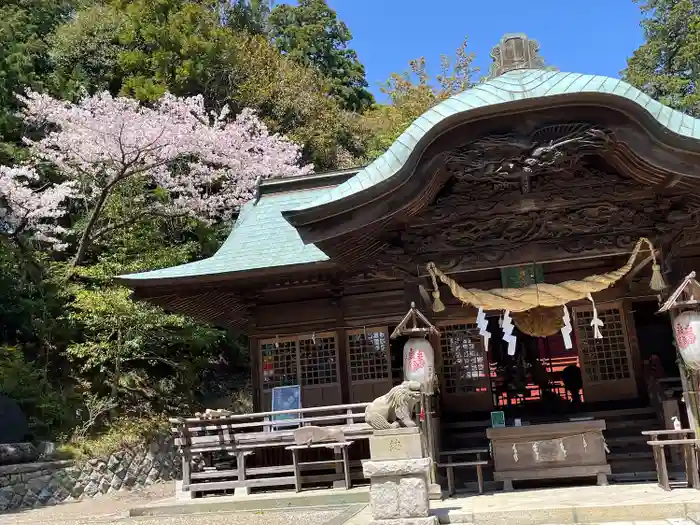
[111,329,122,420]
[68,186,112,272]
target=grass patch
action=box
[53,416,170,462]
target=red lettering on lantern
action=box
[408,347,425,373]
[676,323,697,350]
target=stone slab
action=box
[370,431,423,461]
[363,458,431,478]
[373,428,420,436]
[130,488,371,517]
[369,517,439,525]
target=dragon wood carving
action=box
[366,122,700,277]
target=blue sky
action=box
[321,1,647,101]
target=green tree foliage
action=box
[360,38,478,161]
[50,0,362,169]
[0,0,77,163]
[268,0,374,112]
[64,198,245,418]
[0,245,77,438]
[0,0,376,443]
[623,0,700,116]
[224,0,275,35]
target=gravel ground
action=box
[2,509,349,525]
[0,482,357,525]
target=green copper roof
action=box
[121,67,700,284]
[118,188,330,282]
[292,68,700,212]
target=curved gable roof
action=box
[286,69,700,217]
[117,186,332,284]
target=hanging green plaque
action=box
[501,264,544,288]
[490,410,506,428]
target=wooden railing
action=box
[170,402,373,497]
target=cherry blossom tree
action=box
[15,90,313,266]
[0,165,77,250]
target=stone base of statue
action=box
[362,428,438,525]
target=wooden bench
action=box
[286,441,354,492]
[642,429,700,491]
[170,403,373,497]
[437,448,490,496]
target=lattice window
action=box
[574,307,631,382]
[299,334,338,385]
[260,339,299,391]
[348,328,390,382]
[439,322,487,394]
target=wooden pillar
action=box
[249,333,262,413]
[332,289,350,405]
[624,299,645,396]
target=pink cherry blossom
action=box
[11,90,313,262]
[0,166,78,250]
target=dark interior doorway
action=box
[632,300,677,378]
[388,326,408,387]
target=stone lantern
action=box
[658,271,700,433]
[390,303,441,500]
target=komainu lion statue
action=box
[364,380,422,430]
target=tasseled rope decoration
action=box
[426,237,667,314]
[428,264,445,312]
[649,248,667,292]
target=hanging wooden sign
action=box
[501,264,544,289]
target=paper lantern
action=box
[673,310,700,368]
[403,338,435,390]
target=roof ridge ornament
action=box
[487,33,545,79]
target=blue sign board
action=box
[271,385,301,427]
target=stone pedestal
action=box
[363,428,439,525]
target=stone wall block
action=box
[369,478,400,520]
[70,482,85,499]
[110,474,123,491]
[26,475,51,493]
[398,476,429,517]
[99,478,112,494]
[107,455,120,472]
[83,480,99,497]
[0,436,176,511]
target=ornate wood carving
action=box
[370,122,700,276]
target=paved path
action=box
[0,482,361,525]
[1,481,698,525]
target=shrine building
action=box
[118,34,700,482]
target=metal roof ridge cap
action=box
[259,167,362,195]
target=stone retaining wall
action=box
[0,437,179,511]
